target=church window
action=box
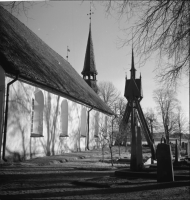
[104,116,108,137]
[60,100,69,137]
[31,89,44,137]
[80,108,87,137]
[94,112,99,138]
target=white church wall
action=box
[89,110,98,149]
[3,77,110,161]
[5,77,33,161]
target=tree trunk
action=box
[109,145,113,167]
[102,141,104,162]
[125,137,128,152]
[165,125,169,144]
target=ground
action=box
[0,146,189,200]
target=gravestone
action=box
[187,141,190,157]
[184,143,188,155]
[160,135,166,144]
[130,124,144,171]
[174,139,180,164]
[157,143,174,182]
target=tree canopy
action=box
[103,0,190,87]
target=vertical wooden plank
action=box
[136,126,143,170]
[130,103,137,171]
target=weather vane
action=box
[87,2,94,23]
[66,46,70,61]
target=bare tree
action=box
[0,1,36,16]
[144,108,159,139]
[98,81,120,112]
[0,1,49,17]
[98,123,108,163]
[98,116,116,167]
[115,97,126,121]
[102,1,190,87]
[153,88,179,143]
[113,97,129,154]
[98,82,131,154]
[175,105,188,146]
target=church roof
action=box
[0,6,113,115]
[81,24,97,76]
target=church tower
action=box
[81,7,98,93]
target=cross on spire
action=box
[87,2,94,24]
[66,46,70,61]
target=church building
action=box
[0,6,113,161]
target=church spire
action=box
[130,47,136,79]
[81,3,98,93]
[81,24,97,77]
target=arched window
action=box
[60,100,69,137]
[94,112,99,138]
[104,116,108,137]
[31,88,44,137]
[80,108,87,137]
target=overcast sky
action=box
[10,1,189,119]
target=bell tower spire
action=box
[130,47,136,79]
[81,2,98,93]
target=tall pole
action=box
[2,74,19,162]
[165,116,169,144]
[86,107,93,150]
[130,99,137,171]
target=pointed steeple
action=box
[81,24,97,77]
[130,48,136,79]
[81,6,98,93]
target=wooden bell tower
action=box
[123,48,156,171]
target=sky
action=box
[7,1,189,119]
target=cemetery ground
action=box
[0,146,189,200]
